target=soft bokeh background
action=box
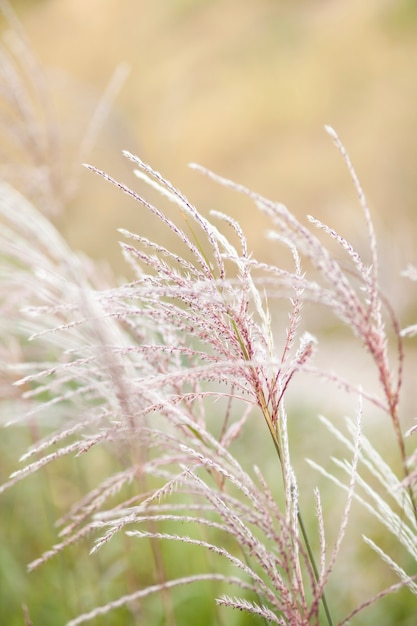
[1,0,417,624]
[4,0,417,283]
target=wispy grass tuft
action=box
[1,123,417,624]
[0,9,416,619]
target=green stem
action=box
[297,510,334,626]
[257,388,334,626]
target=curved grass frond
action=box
[1,123,417,625]
[308,412,417,607]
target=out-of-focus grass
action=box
[1,2,417,624]
[1,408,416,625]
[0,426,139,625]
[3,0,417,287]
[0,421,275,625]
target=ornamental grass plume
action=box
[0,9,416,621]
[1,118,417,625]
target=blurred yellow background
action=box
[2,0,417,296]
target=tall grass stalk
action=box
[0,23,416,618]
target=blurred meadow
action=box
[1,0,417,624]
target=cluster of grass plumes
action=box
[1,118,417,625]
[0,0,128,221]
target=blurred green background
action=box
[1,0,417,624]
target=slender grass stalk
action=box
[257,388,334,626]
[183,205,335,623]
[2,113,417,624]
